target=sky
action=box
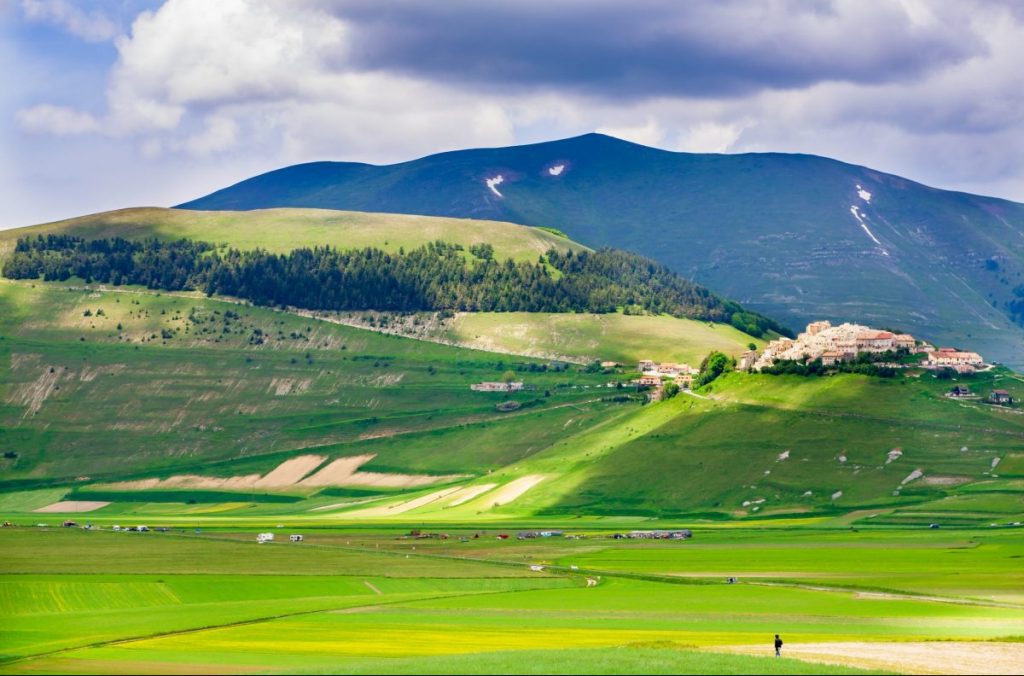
[3,0,1024,229]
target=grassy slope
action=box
[0,207,585,264]
[439,311,762,364]
[0,279,622,485]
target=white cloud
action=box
[596,119,664,147]
[21,0,117,42]
[7,0,1024,230]
[677,122,743,154]
[184,115,239,156]
[17,104,100,135]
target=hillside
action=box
[0,206,585,264]
[335,310,763,365]
[180,133,1024,368]
[2,273,1020,526]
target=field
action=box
[0,525,1021,674]
[0,207,584,264]
[1,209,1023,674]
[434,311,763,364]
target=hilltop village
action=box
[749,320,985,374]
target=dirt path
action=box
[718,641,1024,675]
[363,580,382,595]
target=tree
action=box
[697,351,733,387]
[501,370,518,383]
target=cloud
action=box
[17,104,100,135]
[330,0,982,99]
[6,0,1024,230]
[21,0,117,42]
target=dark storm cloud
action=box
[327,0,982,99]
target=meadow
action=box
[0,524,1021,674]
[0,207,584,264]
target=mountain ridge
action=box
[179,133,1024,367]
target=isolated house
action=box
[990,390,1013,405]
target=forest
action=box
[3,234,790,338]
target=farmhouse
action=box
[946,385,975,399]
[636,375,661,387]
[990,389,1014,405]
[471,381,524,392]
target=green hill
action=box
[0,206,584,264]
[2,275,1021,526]
[0,206,1020,528]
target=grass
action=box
[0,207,585,265]
[437,311,763,364]
[3,527,1020,674]
[0,279,623,487]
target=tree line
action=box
[3,234,789,338]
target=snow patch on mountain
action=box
[850,205,889,256]
[485,175,505,197]
[548,164,565,176]
[856,184,872,203]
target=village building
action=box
[894,334,916,350]
[471,381,524,392]
[675,373,694,389]
[637,375,661,387]
[638,359,656,372]
[737,350,759,371]
[820,351,845,366]
[927,348,983,368]
[946,385,974,399]
[855,330,896,353]
[990,389,1014,405]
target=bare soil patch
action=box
[35,500,110,513]
[252,454,325,488]
[718,641,1024,675]
[487,475,545,506]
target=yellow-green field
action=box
[436,311,763,364]
[0,207,584,264]
[0,526,1021,675]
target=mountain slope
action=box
[180,134,1024,367]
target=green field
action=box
[0,207,584,264]
[1,209,1023,674]
[436,311,763,364]
[1,525,1020,674]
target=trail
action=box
[363,580,382,595]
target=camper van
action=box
[289,534,304,543]
[256,532,274,544]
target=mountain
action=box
[180,134,1024,368]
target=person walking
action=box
[775,634,783,657]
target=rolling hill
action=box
[0,205,1020,529]
[0,206,585,264]
[180,133,1024,368]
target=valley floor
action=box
[0,523,1021,675]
